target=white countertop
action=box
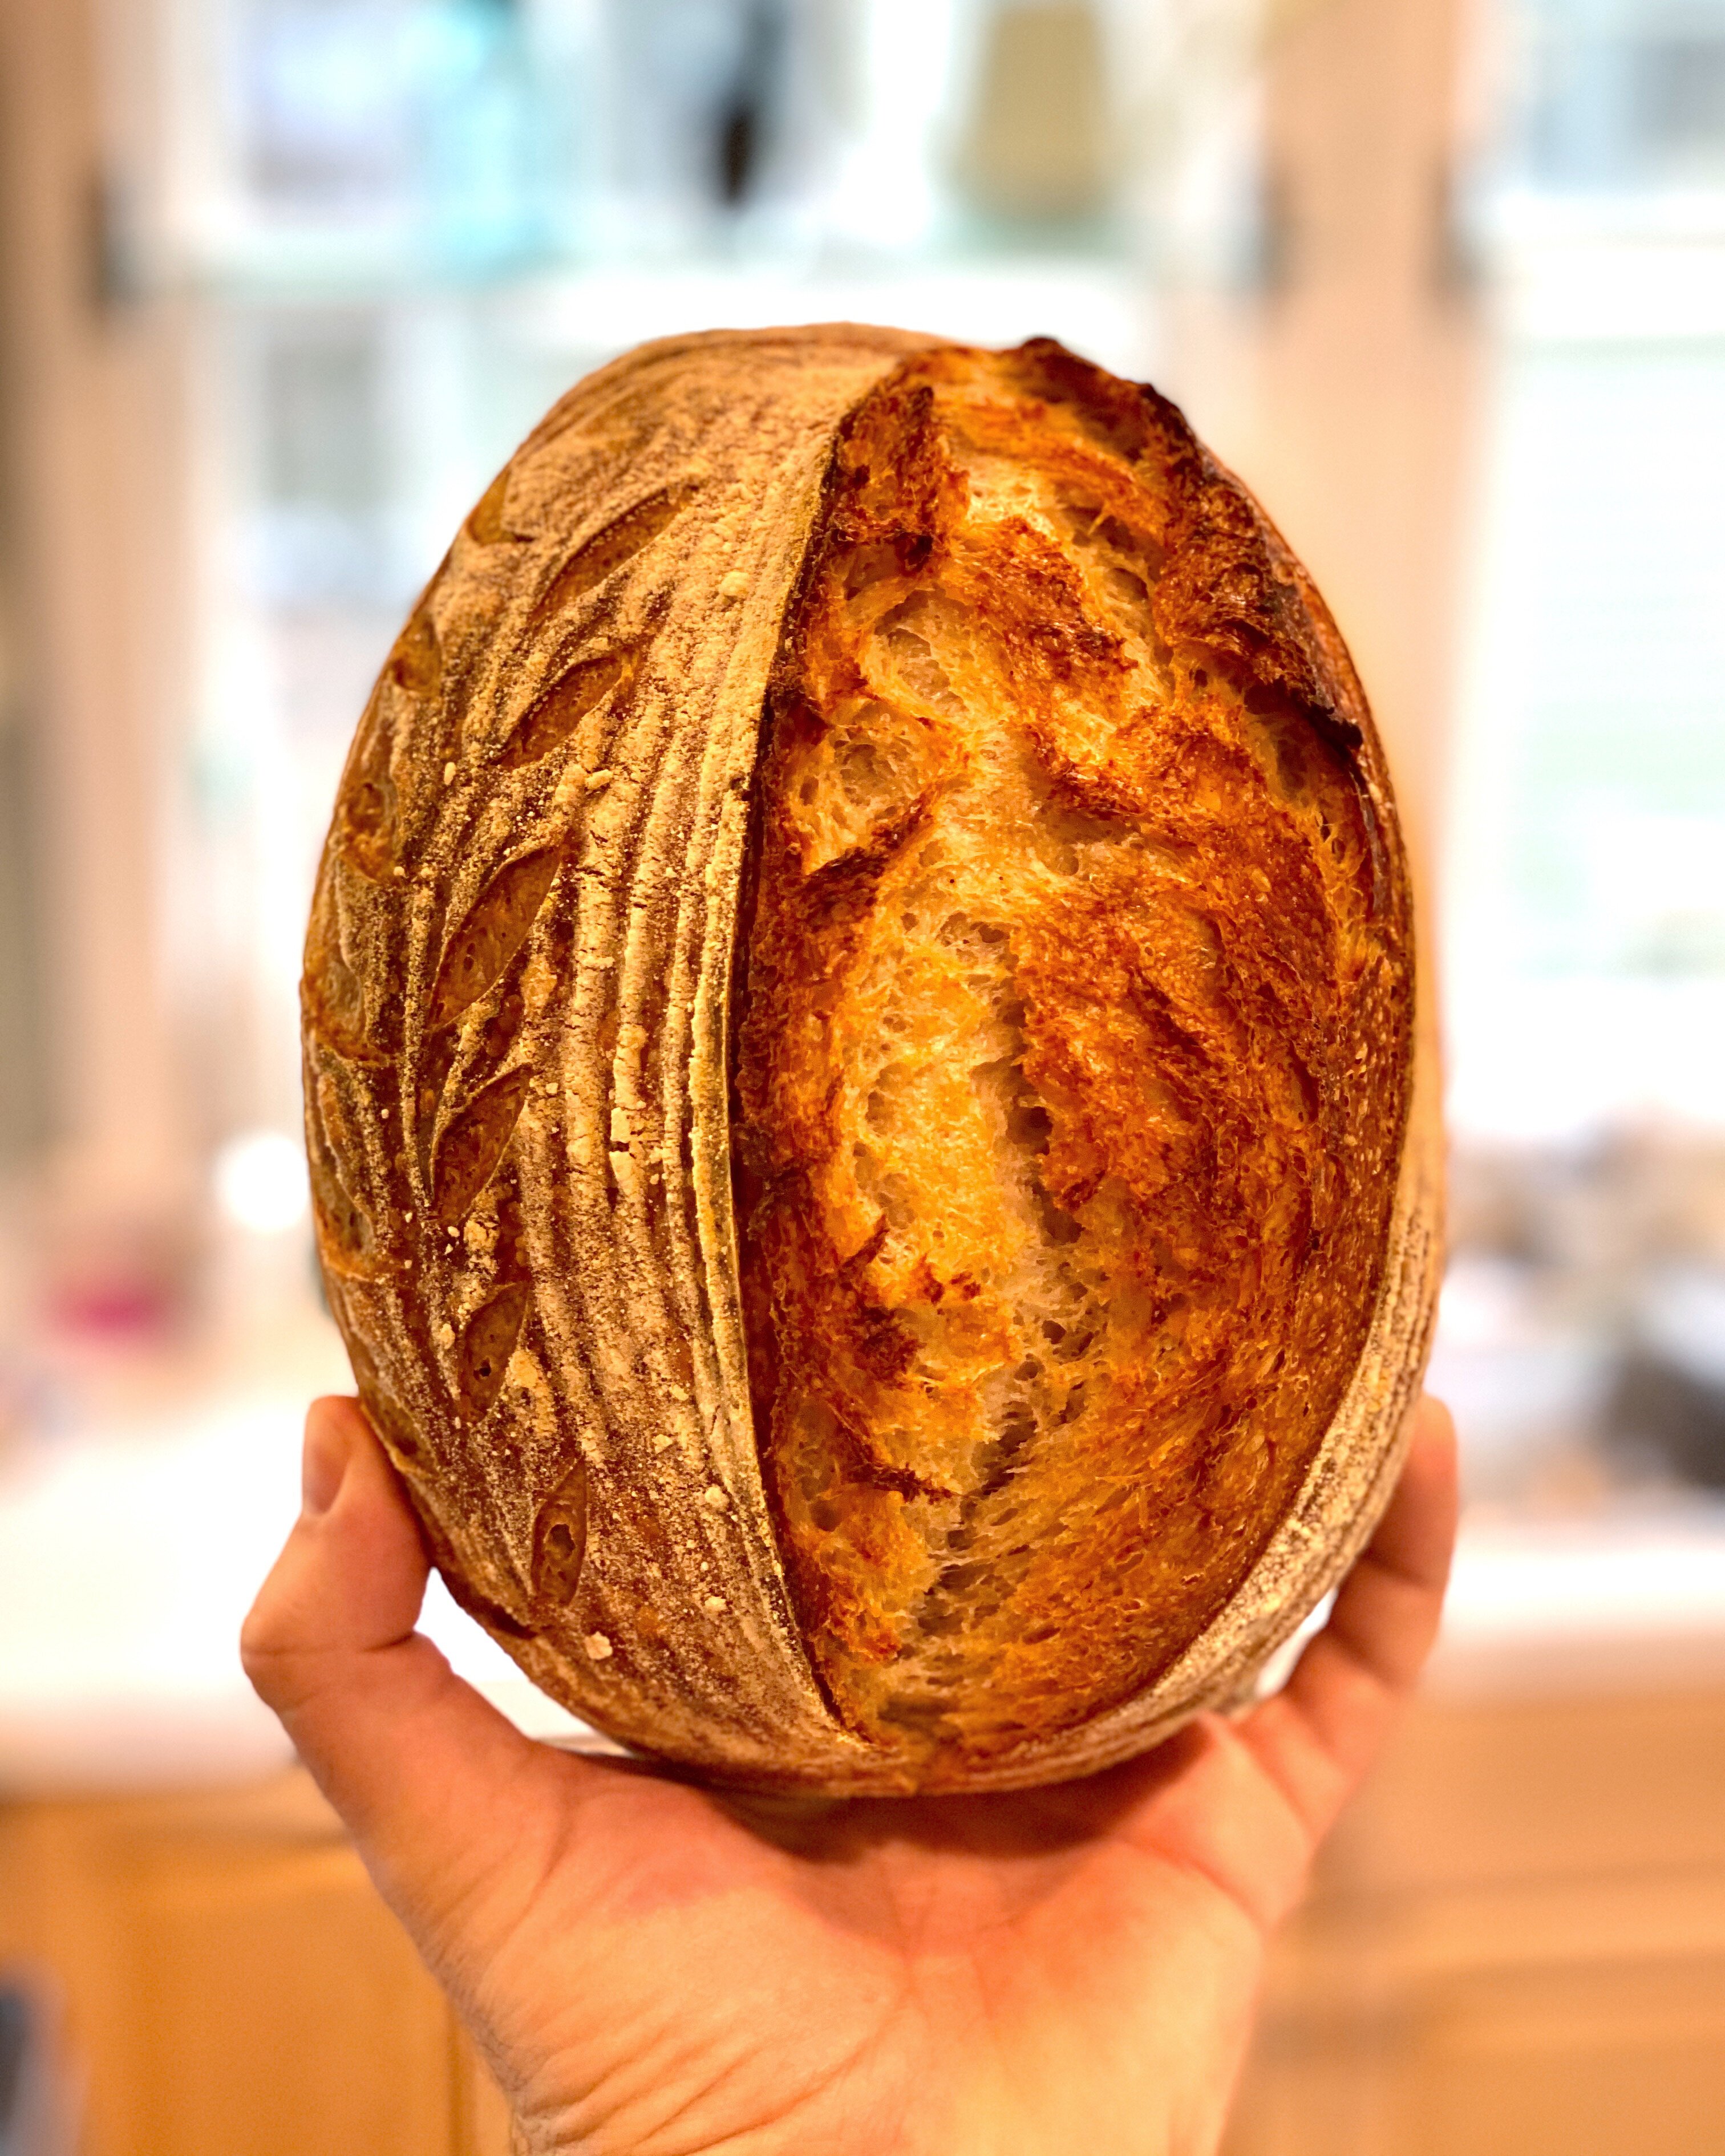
[3,1315,1723,1797]
[0,1319,595,1797]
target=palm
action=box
[244,1397,1455,2156]
[448,1734,1274,2152]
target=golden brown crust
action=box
[302,326,1439,1794]
[732,343,1413,1778]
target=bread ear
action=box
[734,344,1431,1782]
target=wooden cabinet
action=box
[0,1776,511,2156]
[6,1685,1723,2155]
[1226,1686,1725,2155]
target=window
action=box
[1438,0,1725,1502]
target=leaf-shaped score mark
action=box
[309,1157,379,1276]
[388,603,441,696]
[433,1066,532,1225]
[341,779,393,878]
[303,943,387,1067]
[500,647,634,769]
[528,483,695,625]
[428,847,562,1033]
[532,1459,589,1608]
[359,1375,424,1466]
[330,700,400,882]
[466,467,525,546]
[306,1072,388,1274]
[457,1280,528,1421]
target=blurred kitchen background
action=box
[1,2,1723,2151]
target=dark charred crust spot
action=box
[838,1215,892,1278]
[999,337,1160,466]
[823,1408,957,1504]
[852,1295,917,1381]
[799,795,932,928]
[829,382,963,561]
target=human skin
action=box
[243,1392,1456,2156]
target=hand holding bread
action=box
[244,1391,1456,2154]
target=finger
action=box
[1237,1395,1457,1842]
[241,1397,576,1952]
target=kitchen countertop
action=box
[4,1316,1724,1798]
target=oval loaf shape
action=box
[302,325,1442,1794]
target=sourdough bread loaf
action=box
[302,326,1441,1794]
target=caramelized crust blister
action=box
[303,327,1440,1794]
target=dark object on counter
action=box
[0,1992,25,2151]
[0,1981,61,2156]
[1607,1352,1725,1490]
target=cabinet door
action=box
[0,1774,507,2156]
[124,1834,458,2155]
[1225,1688,1725,2156]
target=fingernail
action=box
[302,1401,353,1517]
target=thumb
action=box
[243,1393,432,1709]
[241,1396,568,1947]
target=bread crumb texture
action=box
[735,342,1414,1773]
[301,327,1434,1794]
